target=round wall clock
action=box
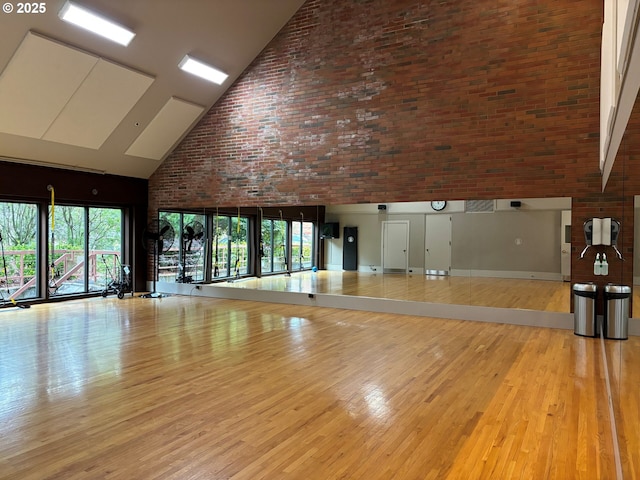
[431,200,447,211]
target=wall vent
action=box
[465,199,495,213]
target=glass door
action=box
[88,208,123,293]
[48,205,123,296]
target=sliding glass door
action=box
[89,208,124,293]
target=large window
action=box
[0,201,38,301]
[48,205,122,296]
[261,219,288,274]
[89,208,124,293]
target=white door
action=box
[561,210,571,281]
[425,214,451,275]
[382,221,409,272]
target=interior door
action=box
[382,221,409,272]
[425,214,451,275]
[561,210,571,281]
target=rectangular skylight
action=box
[59,1,135,47]
[179,55,228,85]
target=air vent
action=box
[465,199,495,213]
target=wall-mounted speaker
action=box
[510,201,522,208]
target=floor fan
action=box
[177,220,205,283]
[141,219,175,298]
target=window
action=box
[89,208,124,293]
[48,205,123,296]
[291,221,315,271]
[158,212,206,283]
[261,219,288,274]
[0,201,38,301]
[212,214,249,279]
[156,210,318,283]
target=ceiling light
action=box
[179,55,228,85]
[59,1,135,46]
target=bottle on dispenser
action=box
[601,253,609,276]
[594,253,602,275]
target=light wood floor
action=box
[220,271,572,312]
[605,336,640,479]
[0,295,625,479]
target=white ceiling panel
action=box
[0,0,306,177]
[43,59,155,149]
[126,97,205,161]
[0,31,98,138]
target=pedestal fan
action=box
[177,220,205,283]
[141,218,175,298]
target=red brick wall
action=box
[150,0,604,209]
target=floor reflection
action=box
[217,271,571,312]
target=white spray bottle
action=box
[601,253,609,276]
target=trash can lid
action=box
[604,285,631,294]
[573,283,596,293]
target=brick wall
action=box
[150,0,604,209]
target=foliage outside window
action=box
[261,219,287,274]
[159,212,206,283]
[291,221,315,271]
[48,206,123,296]
[0,202,123,301]
[0,201,38,301]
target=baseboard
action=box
[450,269,563,281]
[153,280,574,331]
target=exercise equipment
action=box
[47,185,58,295]
[100,254,132,299]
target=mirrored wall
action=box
[323,197,572,313]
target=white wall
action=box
[325,198,570,280]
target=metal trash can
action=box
[573,283,597,337]
[603,285,631,340]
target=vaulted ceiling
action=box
[0,0,305,178]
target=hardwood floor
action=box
[605,336,640,480]
[220,271,571,312]
[0,295,620,479]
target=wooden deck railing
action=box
[1,249,120,298]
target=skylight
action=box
[59,1,135,47]
[179,55,228,85]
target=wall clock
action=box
[431,200,447,211]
